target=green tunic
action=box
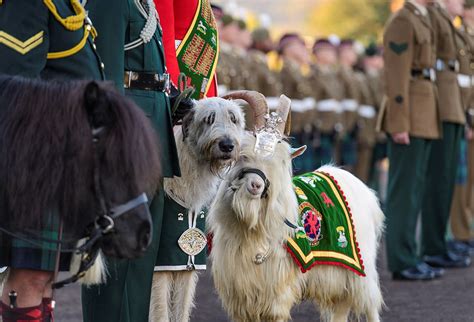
[154,195,207,271]
[0,0,104,271]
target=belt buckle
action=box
[124,71,133,89]
[163,73,170,94]
[454,60,460,73]
[429,69,436,82]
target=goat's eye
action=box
[229,111,237,124]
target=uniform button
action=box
[158,40,162,46]
[460,49,466,56]
[100,62,105,69]
[86,25,92,31]
[92,44,97,50]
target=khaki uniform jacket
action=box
[280,58,314,133]
[247,50,283,97]
[338,66,362,132]
[310,64,344,134]
[456,23,474,114]
[428,3,465,124]
[355,72,377,146]
[367,69,387,142]
[381,2,440,139]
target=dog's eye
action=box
[229,111,237,124]
[204,112,215,125]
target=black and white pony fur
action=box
[149,97,246,322]
[0,76,160,284]
[208,133,384,322]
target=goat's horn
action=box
[276,95,291,136]
[222,90,268,130]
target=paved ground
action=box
[54,246,474,322]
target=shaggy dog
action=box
[208,132,384,322]
[149,95,247,322]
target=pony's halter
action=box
[237,167,270,199]
[51,126,149,289]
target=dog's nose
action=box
[219,139,235,153]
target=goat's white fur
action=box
[208,134,384,322]
[149,97,246,322]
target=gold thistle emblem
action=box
[178,228,207,256]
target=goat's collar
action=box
[237,167,270,198]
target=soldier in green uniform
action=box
[310,39,344,169]
[422,0,471,268]
[381,0,443,280]
[80,1,181,321]
[0,0,104,320]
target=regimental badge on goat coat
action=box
[286,171,365,276]
[154,195,207,271]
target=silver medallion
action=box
[178,228,207,256]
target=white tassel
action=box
[69,238,108,286]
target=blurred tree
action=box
[306,0,394,43]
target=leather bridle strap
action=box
[238,168,271,198]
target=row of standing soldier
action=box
[217,16,386,191]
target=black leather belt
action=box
[435,59,459,72]
[124,71,170,92]
[411,68,436,82]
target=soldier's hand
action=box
[169,85,195,126]
[392,132,410,145]
[466,127,473,141]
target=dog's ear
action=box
[181,109,195,140]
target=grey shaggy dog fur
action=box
[149,97,246,322]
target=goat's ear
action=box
[290,145,307,159]
[181,109,196,140]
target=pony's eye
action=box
[240,155,249,162]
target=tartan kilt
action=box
[0,210,71,272]
[340,130,358,167]
[315,132,335,167]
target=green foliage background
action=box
[306,0,393,43]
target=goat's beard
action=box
[231,185,264,230]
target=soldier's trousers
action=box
[82,188,164,322]
[450,138,474,241]
[421,123,463,256]
[385,137,432,273]
[355,143,374,183]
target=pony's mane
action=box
[0,76,160,236]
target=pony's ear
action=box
[290,145,307,159]
[181,109,195,140]
[84,81,101,116]
[83,81,112,128]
